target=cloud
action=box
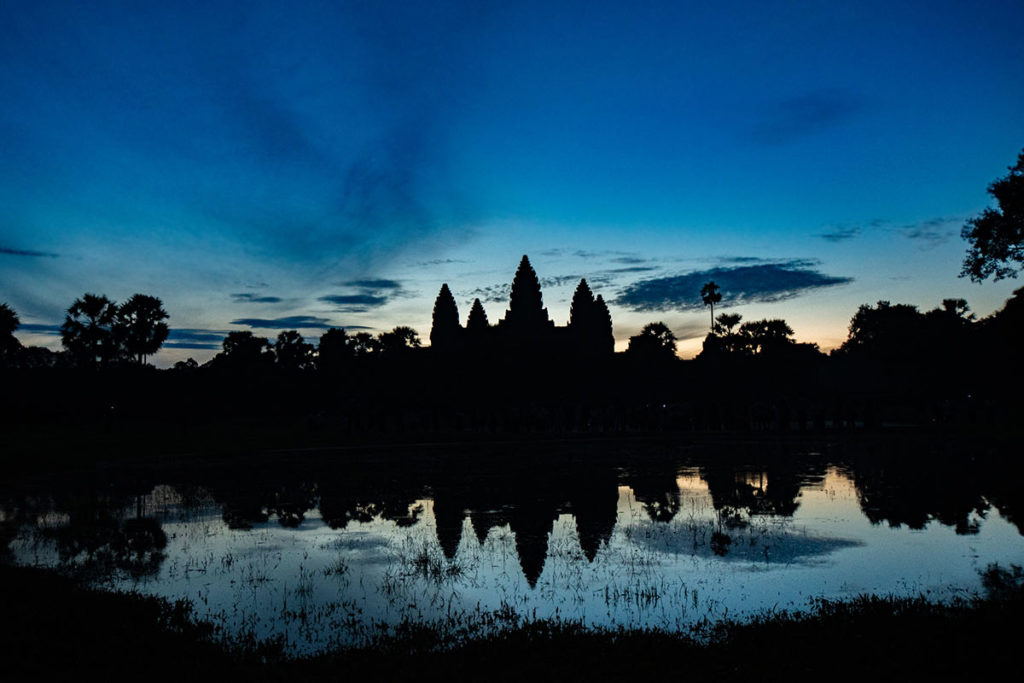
[231,316,337,330]
[462,284,510,305]
[319,277,414,311]
[615,261,853,312]
[818,226,862,243]
[900,217,958,249]
[670,320,711,342]
[231,293,284,304]
[1,246,60,258]
[343,279,403,290]
[751,91,863,144]
[608,266,658,274]
[317,294,389,311]
[416,258,466,266]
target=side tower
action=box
[430,283,461,351]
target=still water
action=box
[3,439,1022,654]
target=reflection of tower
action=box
[570,473,619,562]
[470,509,508,547]
[432,495,466,559]
[509,500,558,588]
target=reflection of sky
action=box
[9,467,1024,653]
[2,2,1023,364]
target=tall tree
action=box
[715,312,742,335]
[0,302,22,363]
[466,298,489,329]
[737,319,795,355]
[349,332,381,356]
[701,281,722,331]
[317,328,352,372]
[217,331,274,369]
[274,330,314,370]
[626,322,677,360]
[961,148,1024,281]
[430,283,461,350]
[61,294,118,367]
[378,326,421,354]
[114,294,169,364]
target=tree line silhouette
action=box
[2,145,1022,435]
[1,259,1022,435]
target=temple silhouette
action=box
[430,255,614,357]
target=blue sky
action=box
[2,0,1022,363]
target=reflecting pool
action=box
[3,439,1022,654]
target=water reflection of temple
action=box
[5,441,1024,588]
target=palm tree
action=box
[701,281,722,331]
[114,294,169,364]
[62,294,118,367]
[0,303,21,361]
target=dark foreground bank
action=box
[3,564,1021,682]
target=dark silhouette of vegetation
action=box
[275,330,314,370]
[59,293,169,367]
[700,281,722,330]
[212,331,275,370]
[0,302,22,364]
[317,328,354,372]
[962,147,1024,281]
[61,293,118,367]
[378,326,421,354]
[3,255,1023,441]
[626,322,677,361]
[115,294,169,364]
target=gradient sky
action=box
[2,0,1023,364]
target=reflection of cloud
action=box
[231,316,336,330]
[751,91,863,145]
[231,293,284,304]
[615,261,853,312]
[818,226,862,243]
[631,519,862,564]
[0,246,60,258]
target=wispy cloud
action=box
[319,277,413,312]
[318,294,389,308]
[1,246,60,258]
[615,260,853,312]
[231,316,337,330]
[342,279,403,290]
[231,292,284,304]
[817,225,862,243]
[751,91,863,145]
[900,216,959,249]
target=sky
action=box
[2,0,1023,364]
